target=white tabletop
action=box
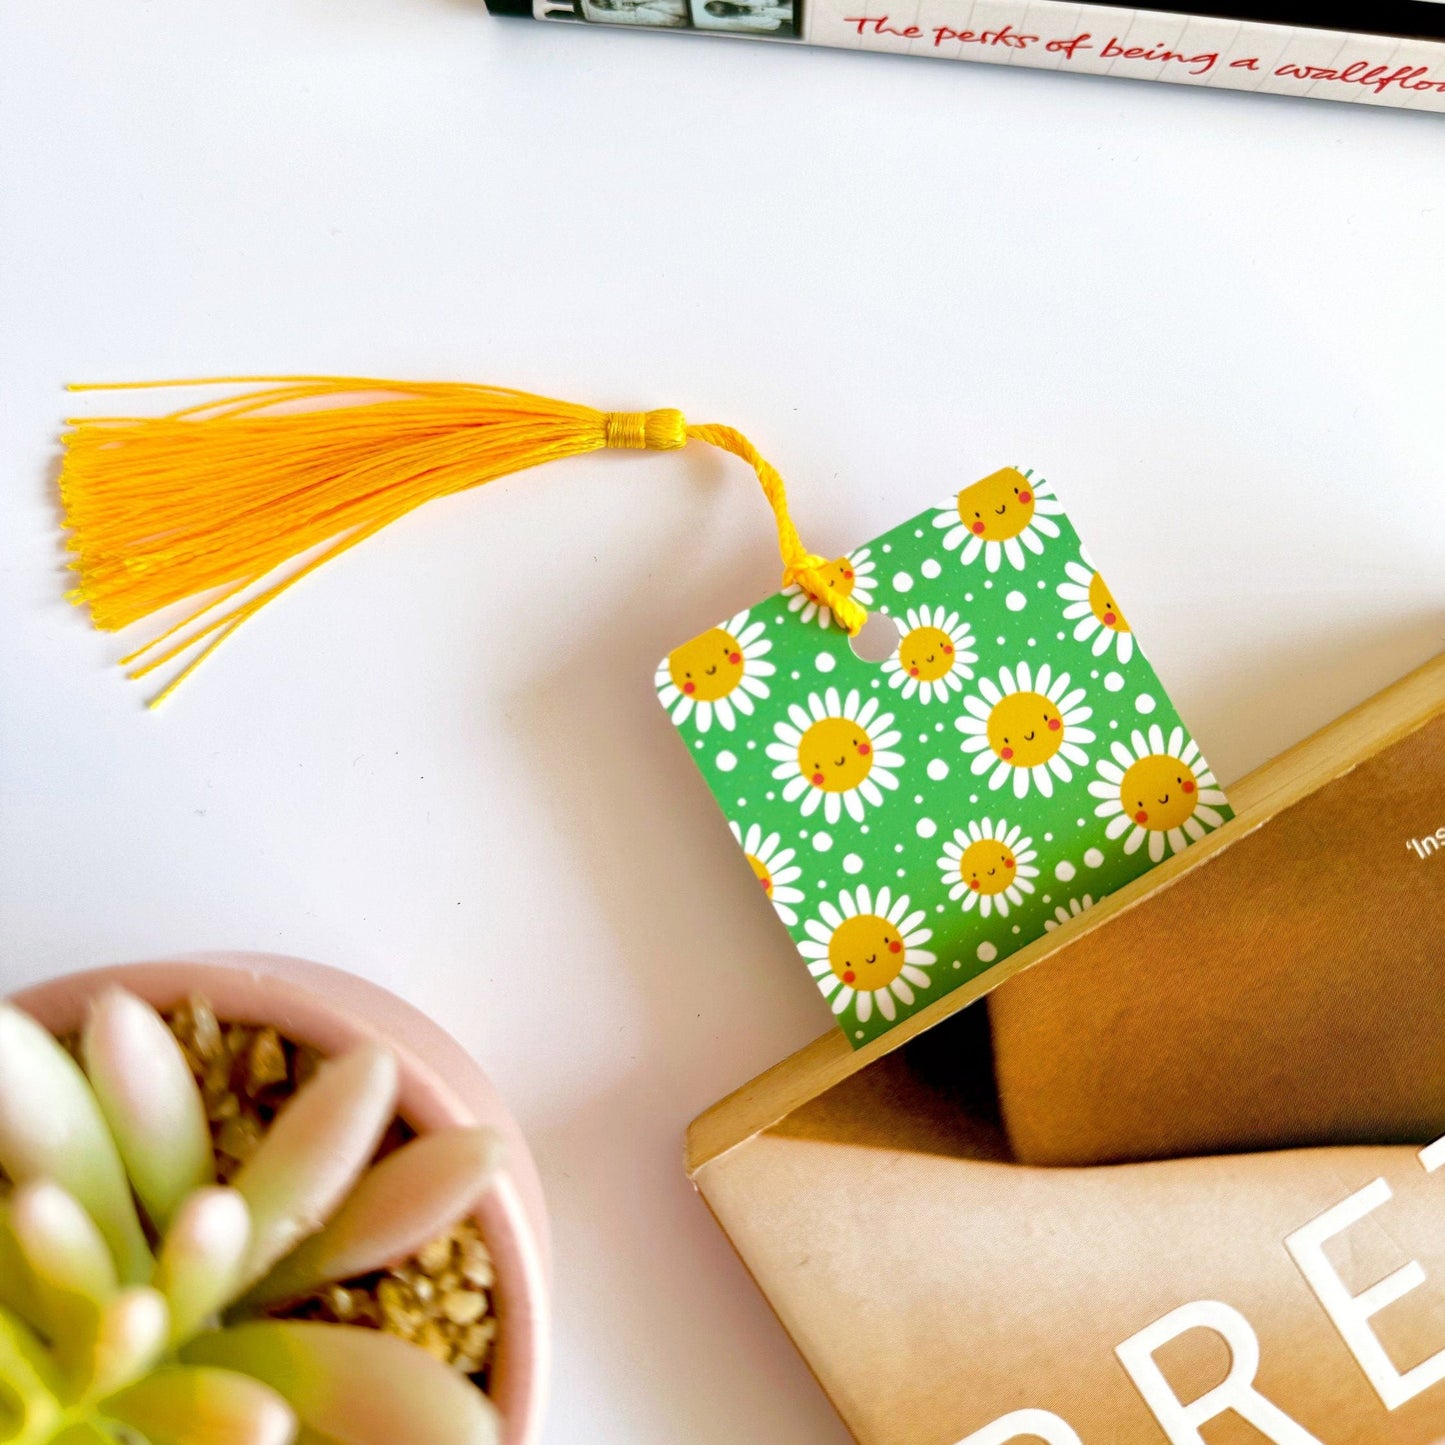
[2,5,1443,1441]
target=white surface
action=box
[1,6,1442,1442]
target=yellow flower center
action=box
[955,467,1036,543]
[1119,754,1200,832]
[958,838,1018,897]
[745,853,773,895]
[797,717,875,793]
[800,556,858,606]
[1088,571,1130,633]
[986,691,1064,768]
[899,625,956,683]
[668,627,744,703]
[828,913,905,992]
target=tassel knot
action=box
[604,409,687,451]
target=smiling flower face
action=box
[1088,725,1228,862]
[955,662,1095,799]
[932,467,1064,573]
[937,818,1038,918]
[798,885,935,1025]
[730,820,806,927]
[767,687,903,824]
[782,546,877,629]
[879,605,978,704]
[655,608,775,732]
[1058,556,1134,663]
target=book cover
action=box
[687,655,1445,1444]
[486,0,1445,110]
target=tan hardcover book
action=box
[688,652,1445,1444]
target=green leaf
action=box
[82,988,214,1234]
[182,1321,500,1445]
[85,1288,170,1402]
[9,1181,115,1376]
[0,1005,151,1283]
[231,1047,397,1292]
[244,1129,501,1307]
[154,1189,250,1346]
[104,1365,297,1445]
[0,1303,63,1440]
[0,1199,45,1335]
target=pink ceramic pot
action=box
[10,952,550,1445]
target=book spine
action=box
[502,0,1445,111]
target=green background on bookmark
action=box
[658,467,1232,1048]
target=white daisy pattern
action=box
[729,821,806,928]
[955,662,1095,800]
[1045,895,1095,932]
[799,885,935,1025]
[1088,725,1229,862]
[937,819,1039,918]
[782,547,876,629]
[655,608,775,733]
[766,687,903,825]
[1058,556,1134,663]
[879,605,978,705]
[932,467,1064,573]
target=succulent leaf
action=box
[85,1286,170,1402]
[82,988,214,1233]
[0,1005,151,1284]
[182,1321,500,1445]
[9,1182,117,1374]
[231,1046,398,1292]
[0,1303,64,1435]
[245,1128,502,1307]
[155,1188,251,1346]
[104,1365,298,1445]
[0,1200,45,1334]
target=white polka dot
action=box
[716,750,737,772]
[921,558,942,580]
[1104,671,1124,693]
[892,571,914,593]
[916,818,937,839]
[1136,693,1157,714]
[737,798,746,807]
[1011,925,1020,934]
[996,636,1006,645]
[1084,847,1105,868]
[882,543,892,553]
[812,832,833,852]
[965,592,974,602]
[815,652,836,673]
[896,868,905,877]
[1005,590,1027,612]
[791,670,801,681]
[842,852,864,875]
[1054,860,1076,882]
[977,941,998,964]
[953,959,962,969]
[855,1030,865,1039]
[926,758,949,781]
[913,794,924,804]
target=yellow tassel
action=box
[58,377,867,706]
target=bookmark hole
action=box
[848,611,903,665]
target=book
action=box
[484,0,1445,110]
[686,652,1445,1444]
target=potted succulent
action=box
[0,954,549,1445]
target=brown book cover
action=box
[688,653,1445,1444]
